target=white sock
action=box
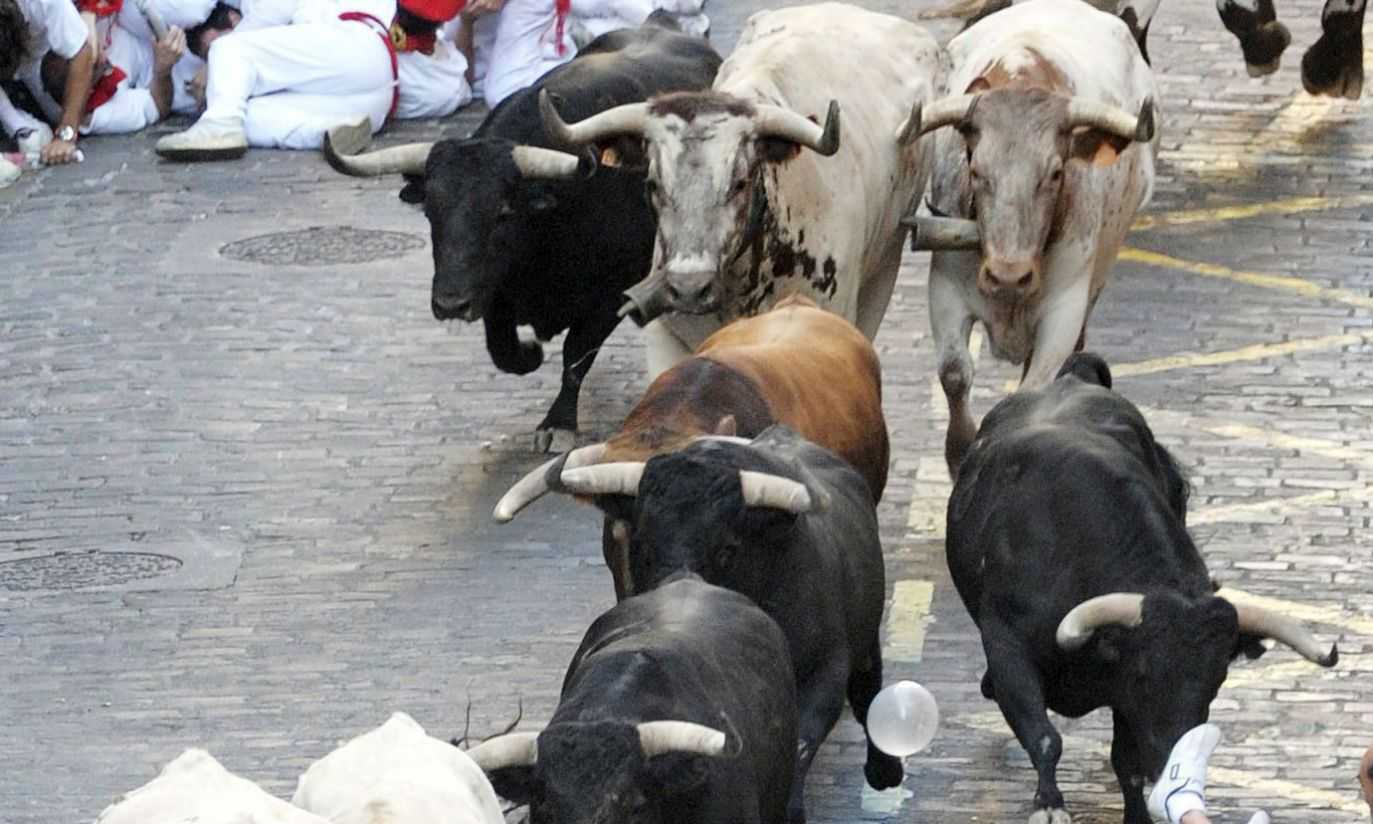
[1148,723,1221,824]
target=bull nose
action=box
[432,291,479,322]
[665,275,717,313]
[978,261,1040,300]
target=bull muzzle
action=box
[905,216,981,252]
[618,271,675,327]
[978,257,1042,302]
[432,290,483,322]
[617,268,720,324]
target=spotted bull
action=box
[905,0,1159,476]
[538,2,945,374]
[492,294,888,600]
[324,18,721,451]
[946,353,1338,824]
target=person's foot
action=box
[1148,723,1221,824]
[324,116,372,159]
[1246,812,1271,824]
[155,120,248,162]
[14,123,53,157]
[0,155,20,189]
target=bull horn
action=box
[560,462,647,497]
[905,215,981,252]
[913,94,979,138]
[1056,593,1145,650]
[618,271,674,326]
[738,471,817,514]
[1066,96,1156,143]
[896,100,923,146]
[492,443,608,523]
[1231,602,1338,666]
[324,141,434,177]
[755,100,841,156]
[539,89,650,146]
[511,145,583,180]
[465,731,540,771]
[637,721,727,758]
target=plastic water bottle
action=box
[865,681,940,757]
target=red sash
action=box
[339,11,400,119]
[85,66,127,113]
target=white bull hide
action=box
[96,748,329,824]
[925,0,1159,475]
[638,2,946,370]
[292,712,505,824]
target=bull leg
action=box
[847,637,904,790]
[1019,277,1089,391]
[1110,713,1151,824]
[483,299,544,376]
[929,254,980,479]
[1216,0,1291,77]
[1301,0,1367,99]
[534,308,621,452]
[789,658,850,824]
[982,633,1070,823]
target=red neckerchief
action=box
[554,0,570,55]
[85,66,127,112]
[389,21,437,55]
[78,0,123,15]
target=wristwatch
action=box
[56,125,77,143]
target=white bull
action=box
[539,1,946,375]
[292,712,506,824]
[910,0,1159,476]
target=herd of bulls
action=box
[98,1,1354,823]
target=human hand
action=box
[154,26,186,75]
[185,66,207,109]
[40,137,80,165]
[461,0,504,21]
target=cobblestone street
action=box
[2,0,1372,822]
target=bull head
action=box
[901,88,1154,299]
[539,89,840,323]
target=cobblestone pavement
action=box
[2,0,1372,822]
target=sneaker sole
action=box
[155,144,249,162]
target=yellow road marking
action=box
[1132,194,1373,232]
[1119,247,1373,310]
[1111,332,1373,378]
[907,456,952,539]
[1190,484,1373,526]
[1202,422,1373,466]
[885,580,935,663]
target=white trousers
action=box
[480,0,574,107]
[200,20,392,149]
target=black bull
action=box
[946,353,1337,824]
[326,19,722,451]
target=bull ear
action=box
[485,766,538,805]
[1069,128,1131,166]
[399,175,426,204]
[1235,634,1269,661]
[591,494,635,525]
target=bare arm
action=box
[149,26,186,119]
[41,41,95,164]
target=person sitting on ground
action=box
[0,0,96,166]
[1148,723,1271,824]
[40,20,187,135]
[155,0,471,160]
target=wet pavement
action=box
[1,0,1371,822]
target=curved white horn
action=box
[493,443,607,523]
[511,145,583,179]
[325,141,434,177]
[754,100,840,156]
[738,471,815,514]
[1056,593,1145,650]
[912,94,979,138]
[637,721,727,758]
[1231,602,1338,666]
[1066,96,1156,143]
[466,731,540,771]
[560,462,647,497]
[539,89,650,146]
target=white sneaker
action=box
[0,155,20,189]
[155,120,248,162]
[1148,723,1221,823]
[14,123,53,157]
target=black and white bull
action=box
[548,425,899,822]
[946,353,1339,824]
[538,2,944,375]
[324,18,721,451]
[465,576,798,824]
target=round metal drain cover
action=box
[0,551,182,591]
[220,226,425,266]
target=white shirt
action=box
[16,0,89,77]
[395,37,470,119]
[82,21,162,134]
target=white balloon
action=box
[866,681,939,757]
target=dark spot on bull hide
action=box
[649,91,756,122]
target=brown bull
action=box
[493,294,888,599]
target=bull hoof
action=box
[1301,0,1366,99]
[1217,0,1290,75]
[865,751,905,790]
[1028,808,1071,824]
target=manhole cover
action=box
[0,551,182,591]
[219,226,425,266]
